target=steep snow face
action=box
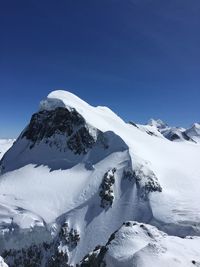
[82,222,200,267]
[0,140,15,160]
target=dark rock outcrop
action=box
[67,126,96,155]
[22,107,96,154]
[59,222,80,250]
[124,167,162,200]
[99,168,116,208]
[1,222,80,267]
[22,107,84,144]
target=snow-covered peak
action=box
[193,122,200,128]
[187,123,200,135]
[147,118,168,129]
[40,90,90,113]
[39,90,124,133]
[185,123,200,143]
[145,119,199,143]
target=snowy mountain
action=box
[136,118,199,143]
[148,118,168,129]
[0,90,200,267]
[185,123,200,143]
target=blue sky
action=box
[0,0,200,138]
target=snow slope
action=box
[0,90,200,266]
[82,221,200,267]
[0,140,14,160]
[0,257,8,267]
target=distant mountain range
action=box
[129,118,200,143]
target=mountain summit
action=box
[0,90,200,266]
[147,118,168,129]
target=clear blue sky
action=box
[0,0,200,138]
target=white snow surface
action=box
[0,90,200,265]
[0,257,8,267]
[104,222,200,267]
[0,140,14,160]
[40,90,125,133]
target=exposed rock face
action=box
[99,168,116,208]
[58,222,80,250]
[45,223,80,267]
[162,129,192,142]
[80,245,106,267]
[2,242,51,267]
[80,229,118,267]
[22,107,84,144]
[80,238,116,267]
[21,107,97,154]
[67,126,96,155]
[124,166,162,200]
[1,223,80,267]
[45,250,70,267]
[47,250,69,267]
[2,242,72,267]
[128,121,139,128]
